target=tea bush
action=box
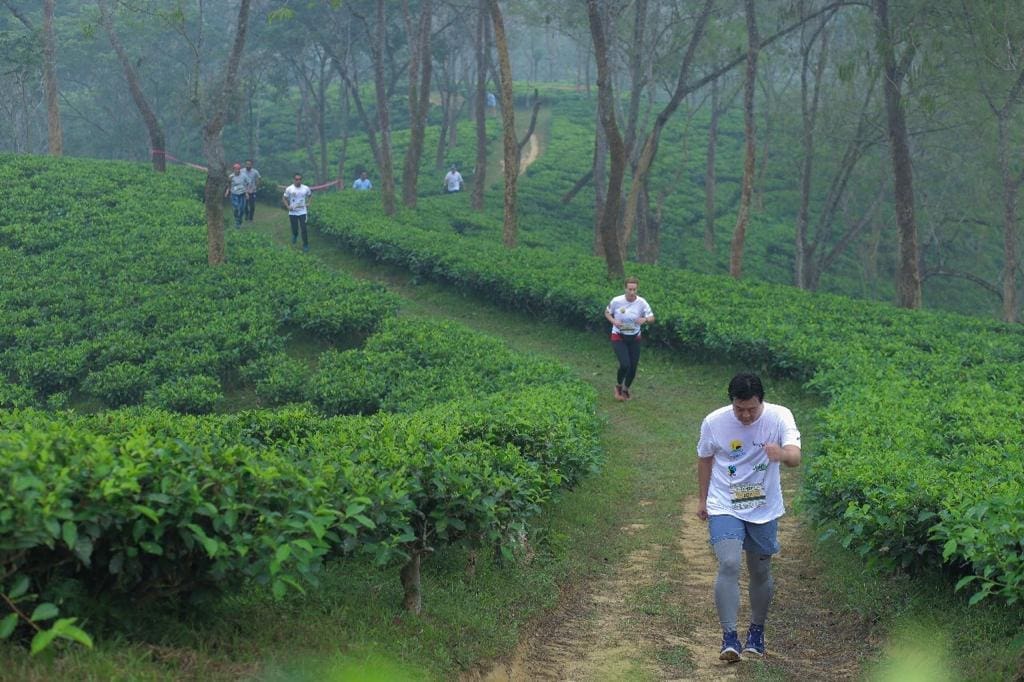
[0,155,601,648]
[312,186,1024,606]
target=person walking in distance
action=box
[352,170,372,191]
[282,173,313,252]
[242,159,261,221]
[604,276,654,401]
[443,165,464,193]
[224,163,247,228]
[696,372,802,662]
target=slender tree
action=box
[201,0,252,266]
[874,0,921,308]
[401,0,433,207]
[367,0,397,215]
[97,0,166,171]
[729,0,759,279]
[489,0,518,248]
[42,0,62,155]
[471,0,488,210]
[586,0,626,280]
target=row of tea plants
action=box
[0,155,601,654]
[313,188,1024,608]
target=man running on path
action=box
[696,372,801,662]
[282,173,313,252]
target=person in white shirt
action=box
[242,159,261,221]
[352,171,372,191]
[603,276,654,401]
[281,173,313,252]
[443,165,464,193]
[696,372,802,662]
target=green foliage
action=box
[311,181,1024,607]
[0,154,601,653]
[143,374,223,413]
[0,154,397,412]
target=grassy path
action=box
[246,208,877,680]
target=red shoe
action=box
[614,385,625,401]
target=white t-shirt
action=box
[283,184,312,215]
[444,171,463,192]
[606,295,653,336]
[697,402,801,523]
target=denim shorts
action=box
[708,514,780,555]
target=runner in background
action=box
[225,163,247,228]
[352,170,372,191]
[443,165,464,193]
[604,276,654,401]
[696,372,802,662]
[242,159,261,221]
[282,173,313,252]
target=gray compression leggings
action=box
[713,539,774,632]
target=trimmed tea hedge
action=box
[0,155,601,646]
[313,189,1024,606]
[0,155,397,413]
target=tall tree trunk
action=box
[795,17,831,288]
[623,0,648,159]
[318,61,329,182]
[471,0,488,210]
[488,0,517,248]
[370,0,396,215]
[704,77,720,252]
[730,0,759,279]
[337,80,350,189]
[43,0,62,156]
[586,0,626,280]
[436,87,452,170]
[874,0,920,308]
[636,185,659,262]
[592,109,608,258]
[621,0,714,249]
[402,0,433,207]
[202,0,251,266]
[97,0,165,171]
[998,114,1021,323]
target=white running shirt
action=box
[697,402,801,523]
[283,184,312,216]
[606,295,653,336]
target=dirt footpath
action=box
[467,484,878,681]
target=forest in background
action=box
[3,0,1024,321]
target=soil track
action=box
[467,483,877,681]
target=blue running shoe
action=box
[720,630,742,662]
[743,623,765,657]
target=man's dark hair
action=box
[728,372,764,402]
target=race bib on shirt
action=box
[729,482,766,511]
